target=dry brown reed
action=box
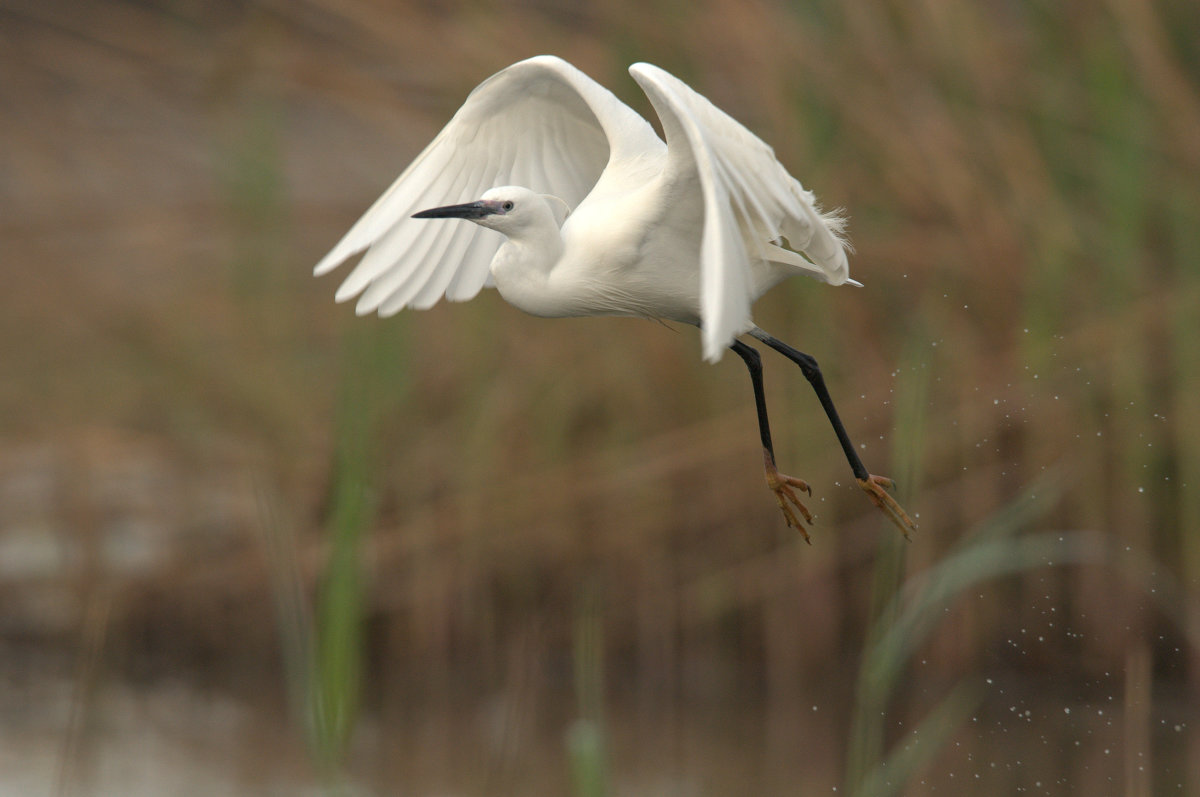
[3,0,1199,793]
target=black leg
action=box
[748,328,870,482]
[746,327,917,539]
[729,339,815,538]
[729,340,776,462]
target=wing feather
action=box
[316,56,625,312]
[337,155,472,305]
[629,63,852,362]
[369,214,457,315]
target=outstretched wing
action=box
[316,56,649,316]
[629,63,853,363]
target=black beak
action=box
[412,201,494,219]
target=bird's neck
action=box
[490,223,569,317]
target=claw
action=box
[857,474,918,540]
[764,450,814,543]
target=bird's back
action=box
[553,150,825,329]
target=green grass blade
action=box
[852,682,982,797]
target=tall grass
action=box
[845,474,1095,796]
[568,581,610,797]
[309,318,411,778]
[9,0,1200,793]
[212,0,1200,789]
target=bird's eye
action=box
[502,201,514,212]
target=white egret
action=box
[315,56,915,540]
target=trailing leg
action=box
[747,328,917,538]
[730,339,815,542]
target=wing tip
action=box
[314,243,368,277]
[700,321,738,364]
[628,62,661,79]
[313,254,343,277]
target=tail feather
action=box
[762,243,862,288]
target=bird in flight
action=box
[315,56,916,541]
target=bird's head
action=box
[412,186,569,235]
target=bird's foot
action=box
[857,475,917,540]
[764,451,814,544]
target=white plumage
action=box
[315,55,854,363]
[316,56,916,540]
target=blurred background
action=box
[3,0,1199,794]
